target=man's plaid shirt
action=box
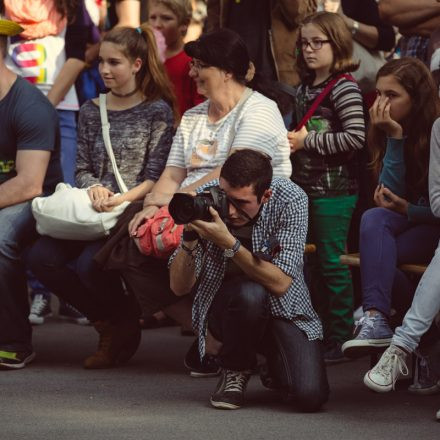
[171,177,323,358]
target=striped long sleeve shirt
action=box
[291,75,366,198]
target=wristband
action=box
[182,229,199,242]
[180,242,197,257]
[352,20,359,36]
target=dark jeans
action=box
[120,255,182,316]
[360,207,440,317]
[0,202,36,352]
[208,277,329,412]
[27,236,139,323]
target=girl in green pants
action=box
[288,12,366,362]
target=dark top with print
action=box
[0,76,62,192]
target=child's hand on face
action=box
[288,126,308,153]
[370,95,403,139]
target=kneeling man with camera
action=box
[169,150,329,411]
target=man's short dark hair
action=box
[0,35,7,58]
[220,149,273,201]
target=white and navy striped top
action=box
[292,75,366,198]
[166,91,292,189]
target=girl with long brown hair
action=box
[342,58,440,384]
[27,25,176,369]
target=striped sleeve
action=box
[304,78,366,155]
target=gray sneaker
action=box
[408,352,440,395]
[342,312,393,359]
[436,408,440,421]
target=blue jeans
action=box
[27,236,139,323]
[208,277,329,412]
[57,109,77,186]
[0,202,37,352]
[360,207,440,316]
[393,240,440,352]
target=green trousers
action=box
[307,194,358,344]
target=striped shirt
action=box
[169,177,323,358]
[166,91,291,188]
[291,75,366,198]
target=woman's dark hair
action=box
[103,25,179,122]
[369,57,440,190]
[296,11,359,84]
[54,0,81,22]
[220,150,273,202]
[184,28,291,114]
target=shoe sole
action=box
[342,338,392,359]
[210,398,241,410]
[363,370,393,393]
[183,358,221,378]
[408,384,440,396]
[189,368,221,378]
[0,352,36,370]
[28,313,52,325]
[58,315,90,325]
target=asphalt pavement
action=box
[1,319,439,440]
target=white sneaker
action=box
[28,294,52,325]
[364,345,409,392]
[436,408,440,421]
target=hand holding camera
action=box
[169,186,235,249]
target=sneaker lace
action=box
[357,315,375,339]
[374,347,409,390]
[224,370,250,393]
[30,295,48,315]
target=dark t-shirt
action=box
[0,76,62,193]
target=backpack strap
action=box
[295,74,354,131]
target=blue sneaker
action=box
[342,312,393,359]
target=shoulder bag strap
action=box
[99,93,128,194]
[295,74,353,132]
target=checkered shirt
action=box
[170,177,323,358]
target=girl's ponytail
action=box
[137,24,179,122]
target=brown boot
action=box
[83,319,141,369]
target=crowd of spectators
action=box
[0,0,440,420]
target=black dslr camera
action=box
[168,186,229,224]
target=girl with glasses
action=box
[288,11,366,363]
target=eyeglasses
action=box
[189,60,211,71]
[300,39,331,51]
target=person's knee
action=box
[360,207,390,237]
[0,234,18,262]
[285,383,329,413]
[230,281,269,314]
[27,240,60,273]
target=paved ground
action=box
[1,319,439,440]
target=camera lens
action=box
[169,193,197,224]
